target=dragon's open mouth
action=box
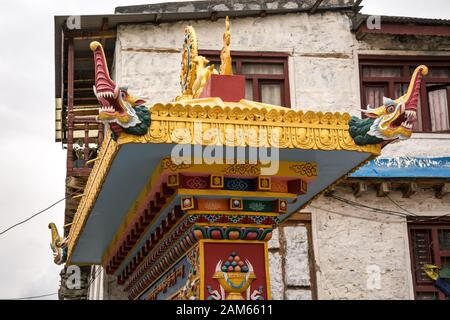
[90,41,125,118]
[93,86,125,116]
[389,109,417,130]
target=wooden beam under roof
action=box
[65,29,116,40]
[309,0,323,14]
[100,18,109,49]
[436,183,450,199]
[352,0,363,11]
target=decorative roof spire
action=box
[219,16,233,76]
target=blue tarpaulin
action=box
[350,157,450,178]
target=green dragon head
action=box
[90,41,150,140]
[349,65,428,146]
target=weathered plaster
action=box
[113,9,450,300]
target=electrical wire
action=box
[2,292,58,300]
[309,204,405,223]
[325,194,449,222]
[0,196,66,236]
[386,194,419,216]
[330,194,410,217]
[3,266,105,300]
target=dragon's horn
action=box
[396,65,428,106]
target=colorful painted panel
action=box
[201,240,270,300]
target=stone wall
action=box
[116,12,361,114]
[307,187,450,299]
[268,222,315,300]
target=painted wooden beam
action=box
[353,182,367,197]
[376,182,390,197]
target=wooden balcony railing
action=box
[66,117,104,177]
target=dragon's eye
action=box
[386,105,395,113]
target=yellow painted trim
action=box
[65,100,382,264]
[161,159,318,180]
[66,136,120,263]
[98,159,313,264]
[194,223,272,229]
[188,210,278,217]
[102,185,292,265]
[116,101,381,156]
[133,243,200,300]
[178,188,297,199]
[264,241,271,300]
[101,193,177,267]
[230,198,243,210]
[199,240,205,300]
[210,174,224,188]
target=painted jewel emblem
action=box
[208,251,263,300]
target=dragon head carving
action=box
[349,65,428,146]
[90,41,150,140]
[48,222,68,265]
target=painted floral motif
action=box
[186,177,209,189]
[289,162,317,177]
[203,201,223,211]
[248,202,265,211]
[226,179,249,191]
[221,163,260,175]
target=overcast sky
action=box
[0,0,448,300]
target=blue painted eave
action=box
[350,157,450,178]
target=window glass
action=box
[241,63,284,75]
[261,83,282,106]
[364,86,385,108]
[428,86,450,132]
[439,229,450,251]
[245,80,253,101]
[362,66,402,77]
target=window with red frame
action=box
[408,221,450,300]
[199,50,291,108]
[359,56,450,133]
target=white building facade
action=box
[64,0,450,300]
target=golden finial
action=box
[220,16,233,76]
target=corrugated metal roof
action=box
[351,157,450,178]
[115,0,357,15]
[353,13,450,30]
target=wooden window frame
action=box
[408,219,450,300]
[359,55,450,133]
[200,50,291,108]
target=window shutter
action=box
[410,229,434,284]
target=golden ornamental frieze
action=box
[288,163,317,177]
[221,163,261,175]
[116,103,380,155]
[67,136,119,261]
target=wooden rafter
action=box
[309,0,323,14]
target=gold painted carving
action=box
[192,56,218,98]
[221,163,261,175]
[220,16,233,76]
[118,103,381,155]
[179,26,199,99]
[66,136,119,262]
[147,264,185,300]
[288,163,317,177]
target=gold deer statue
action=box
[192,56,218,98]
